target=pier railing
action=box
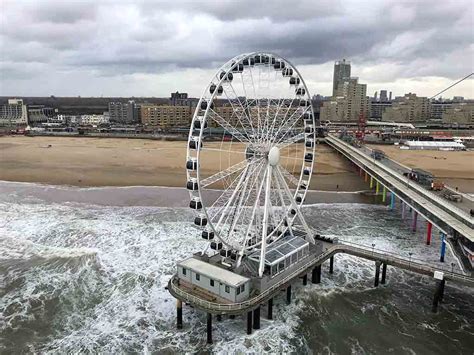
[168,242,474,313]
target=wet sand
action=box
[0,136,367,192]
[368,145,474,192]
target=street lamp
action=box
[451,262,455,273]
[408,252,413,267]
[371,243,375,255]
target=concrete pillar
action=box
[365,171,368,182]
[376,180,380,195]
[432,279,446,313]
[176,299,183,330]
[253,307,260,330]
[412,211,418,232]
[359,167,363,176]
[302,274,308,285]
[267,298,273,320]
[401,201,406,218]
[207,313,213,344]
[374,261,381,287]
[370,176,374,188]
[247,311,253,335]
[426,222,432,245]
[312,265,321,284]
[390,192,395,210]
[329,256,334,274]
[381,263,387,284]
[286,285,292,304]
[440,232,446,262]
[382,186,387,203]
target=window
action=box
[196,273,200,281]
[241,284,245,292]
[291,253,298,263]
[182,268,187,275]
[237,287,241,295]
[225,285,230,293]
[210,279,214,287]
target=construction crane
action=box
[356,112,366,143]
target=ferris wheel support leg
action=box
[258,164,272,277]
[275,166,314,243]
[236,168,268,268]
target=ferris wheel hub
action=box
[268,146,280,166]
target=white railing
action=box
[169,241,474,312]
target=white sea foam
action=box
[0,188,472,353]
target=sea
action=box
[0,181,473,354]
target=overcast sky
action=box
[1,0,473,98]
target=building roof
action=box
[248,234,309,266]
[178,257,249,287]
[405,141,465,148]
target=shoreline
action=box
[0,180,374,207]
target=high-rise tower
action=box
[332,59,351,97]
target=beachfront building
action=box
[382,93,430,123]
[80,114,109,126]
[442,103,474,126]
[27,105,56,125]
[140,104,192,129]
[0,98,28,126]
[109,101,139,124]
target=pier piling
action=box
[216,314,222,322]
[390,192,395,210]
[432,279,446,313]
[412,211,418,231]
[440,233,446,262]
[374,261,381,287]
[302,274,308,285]
[253,307,261,329]
[382,186,387,203]
[268,298,273,320]
[312,265,321,284]
[381,263,387,284]
[329,256,334,274]
[286,285,292,304]
[176,299,183,329]
[370,176,374,188]
[207,313,213,344]
[247,311,253,334]
[426,222,432,245]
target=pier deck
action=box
[168,241,474,315]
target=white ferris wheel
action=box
[186,52,316,277]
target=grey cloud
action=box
[0,0,472,96]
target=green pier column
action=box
[370,176,374,188]
[382,186,387,202]
[376,180,380,195]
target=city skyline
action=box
[1,0,473,98]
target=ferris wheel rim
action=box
[186,51,316,252]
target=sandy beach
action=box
[0,136,367,191]
[368,145,474,192]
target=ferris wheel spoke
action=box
[273,107,310,145]
[275,166,314,243]
[277,132,306,149]
[207,109,251,144]
[279,165,300,187]
[227,83,257,136]
[200,157,262,189]
[221,88,254,139]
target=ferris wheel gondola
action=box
[185,52,316,276]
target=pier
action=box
[168,239,474,342]
[325,134,474,272]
